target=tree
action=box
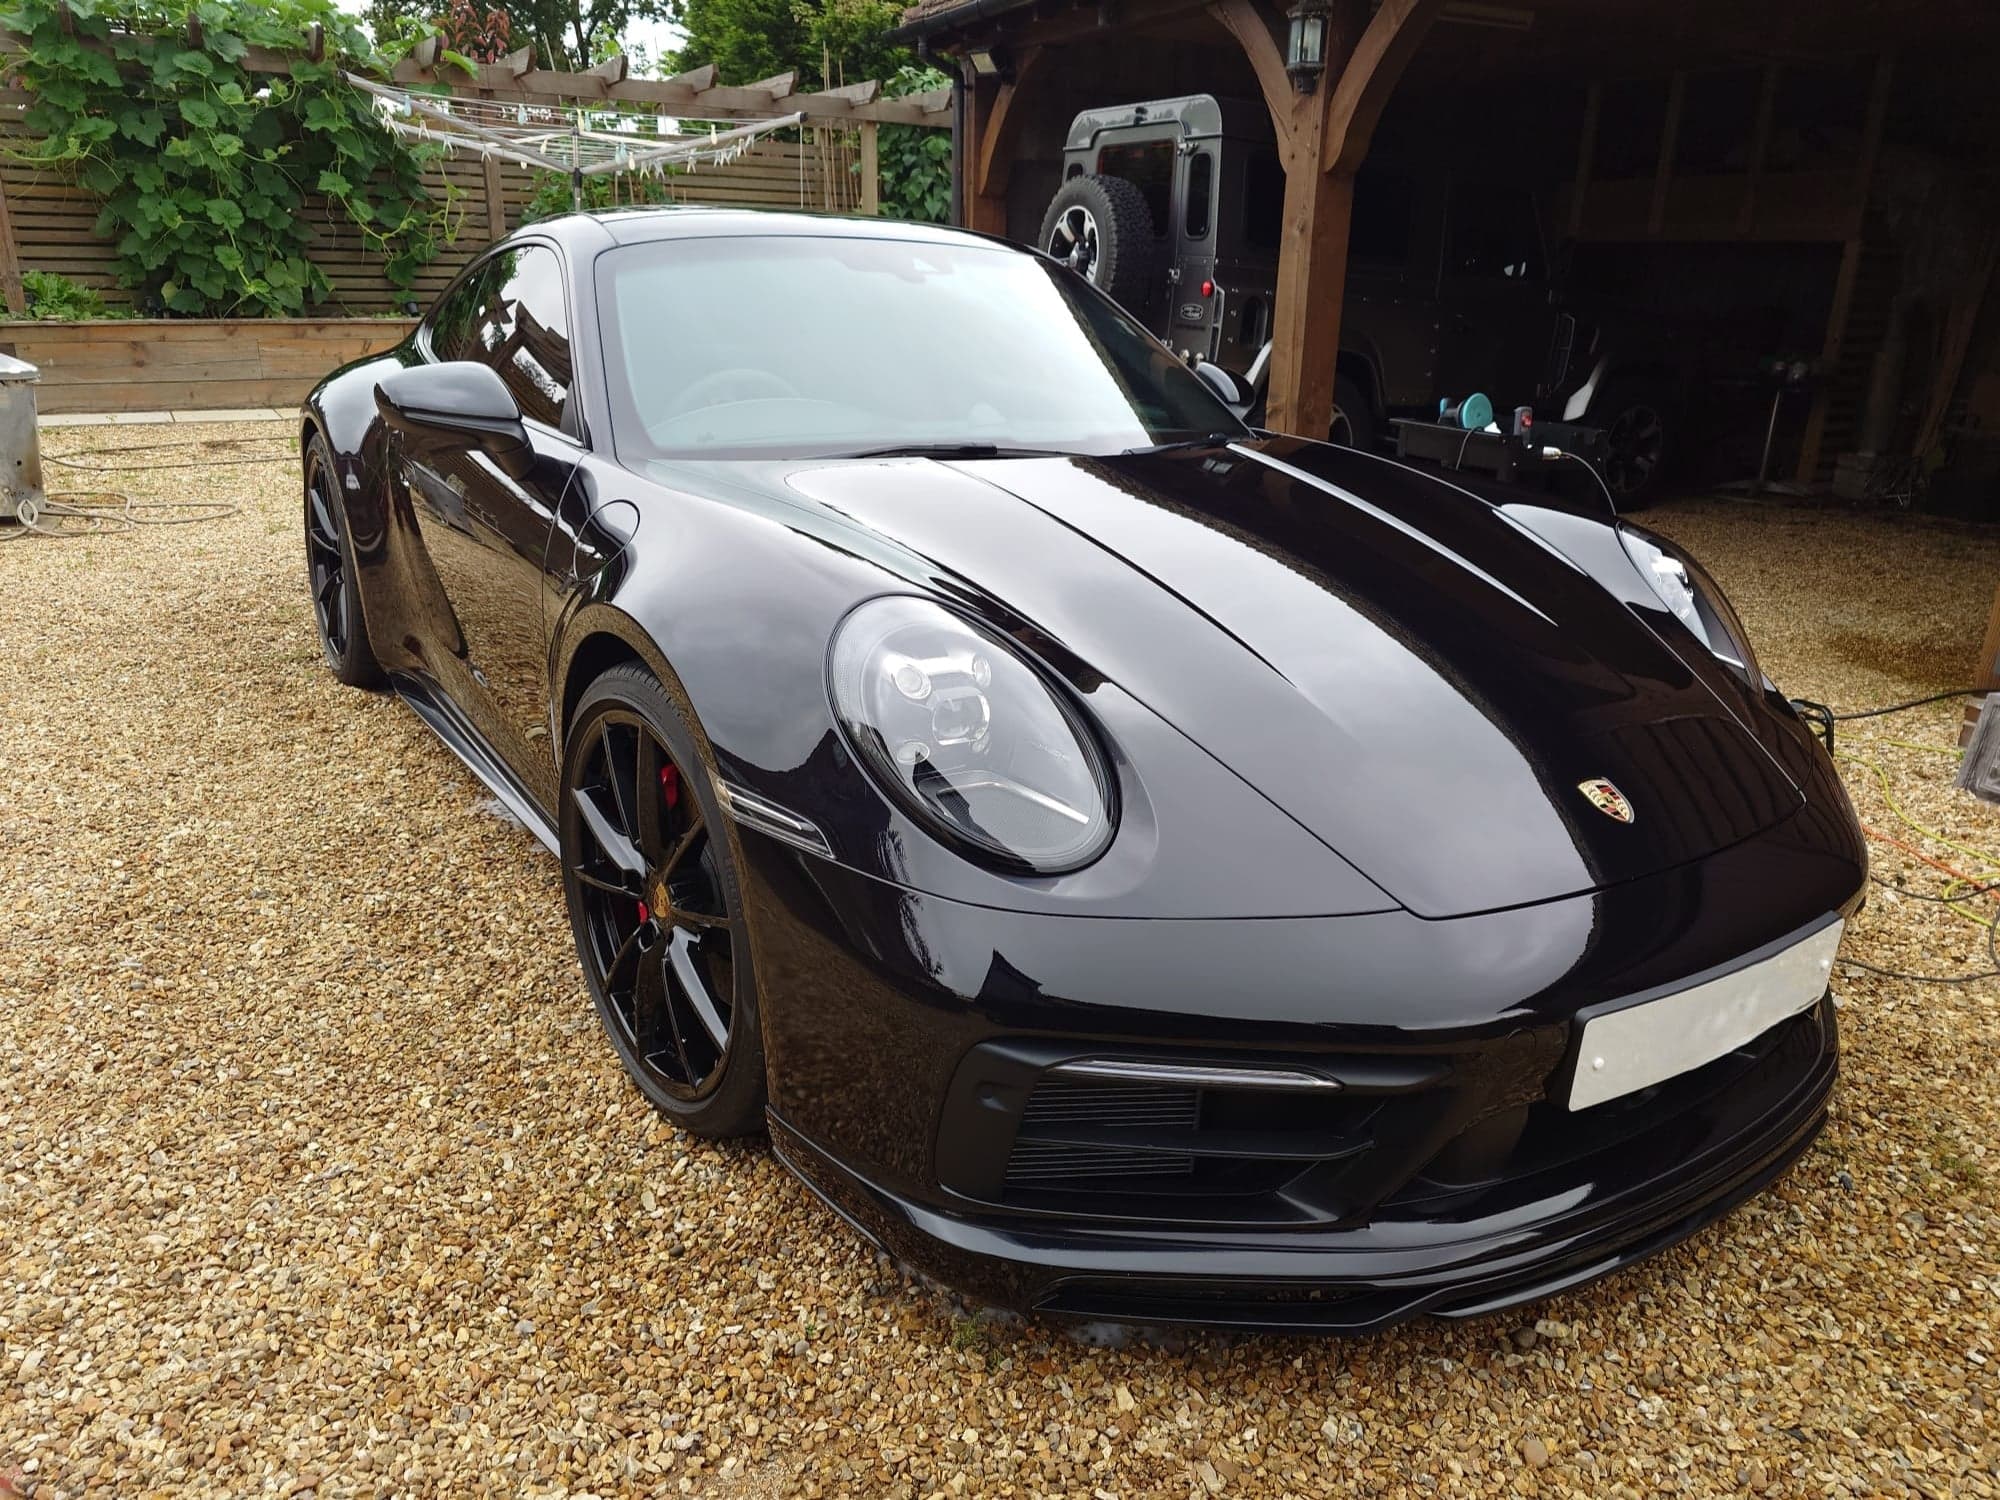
[668,0,911,90]
[363,0,667,71]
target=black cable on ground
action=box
[1831,688,1989,722]
[1835,892,2000,985]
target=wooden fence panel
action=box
[0,104,860,316]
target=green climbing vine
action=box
[1,0,458,315]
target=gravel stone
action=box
[5,444,2000,1497]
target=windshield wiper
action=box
[1120,433,1240,455]
[833,442,1071,460]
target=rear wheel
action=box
[1039,174,1156,310]
[561,665,766,1138]
[1329,373,1378,452]
[302,431,383,688]
[1597,381,1670,509]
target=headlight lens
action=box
[1619,526,1759,681]
[828,597,1115,872]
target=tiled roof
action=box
[899,0,979,26]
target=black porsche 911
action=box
[301,208,1865,1333]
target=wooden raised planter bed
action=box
[0,317,416,415]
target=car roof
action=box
[521,206,1002,252]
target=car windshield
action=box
[594,232,1245,460]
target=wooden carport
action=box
[893,0,2000,482]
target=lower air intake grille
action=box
[1003,1080,1200,1190]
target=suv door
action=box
[409,241,584,813]
[1432,179,1559,413]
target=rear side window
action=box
[1097,140,1174,236]
[469,245,575,433]
[1184,150,1213,239]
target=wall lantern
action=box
[1285,0,1333,92]
[966,44,1014,83]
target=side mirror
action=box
[376,362,533,480]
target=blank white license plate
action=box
[1568,919,1843,1111]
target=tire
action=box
[1329,373,1379,452]
[1595,380,1671,510]
[560,663,766,1139]
[302,430,384,688]
[1039,173,1157,310]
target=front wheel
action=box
[303,431,383,688]
[560,664,766,1138]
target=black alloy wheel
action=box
[303,432,383,688]
[561,665,765,1137]
[1599,386,1669,508]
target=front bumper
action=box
[737,799,1861,1333]
[772,996,1836,1332]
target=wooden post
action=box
[961,47,1043,237]
[0,175,23,314]
[1209,0,1441,438]
[1738,64,1779,238]
[1794,54,1895,484]
[1648,71,1685,237]
[859,120,880,216]
[1568,81,1601,240]
[482,152,507,241]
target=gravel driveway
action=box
[3,425,1997,1498]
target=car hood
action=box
[778,437,1804,919]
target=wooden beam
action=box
[499,45,534,78]
[662,62,716,90]
[1205,0,1294,158]
[1230,0,1439,436]
[1848,52,1894,239]
[482,151,507,242]
[970,45,1044,210]
[859,120,880,216]
[1567,81,1601,240]
[1649,70,1686,236]
[585,53,629,88]
[742,71,797,97]
[1322,0,1444,177]
[1794,236,1863,485]
[1738,63,1779,238]
[0,173,22,315]
[1794,52,1895,483]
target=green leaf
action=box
[170,49,214,78]
[203,198,244,230]
[316,169,350,196]
[178,98,219,129]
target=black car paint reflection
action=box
[303,209,1865,1333]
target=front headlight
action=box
[828,597,1116,872]
[1619,526,1759,682]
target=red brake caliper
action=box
[660,763,680,809]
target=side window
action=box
[1350,168,1414,266]
[464,245,577,435]
[1183,150,1213,239]
[1096,140,1175,236]
[425,264,491,363]
[1445,183,1545,280]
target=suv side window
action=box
[1183,149,1213,239]
[462,244,577,436]
[1445,182,1545,280]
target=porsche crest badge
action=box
[1578,778,1635,823]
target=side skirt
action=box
[391,671,561,855]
